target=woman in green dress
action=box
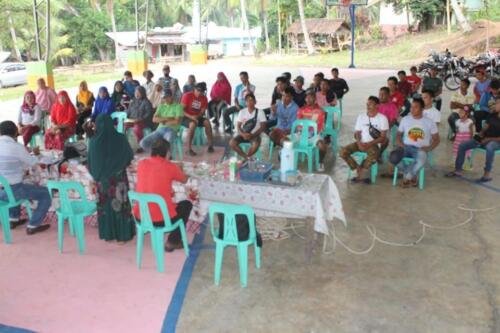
[88,114,135,242]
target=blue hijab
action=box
[91,87,115,121]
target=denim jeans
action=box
[398,145,428,180]
[455,139,500,173]
[139,127,175,152]
[0,183,51,227]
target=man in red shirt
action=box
[296,89,328,171]
[387,76,405,110]
[133,138,192,252]
[181,82,214,156]
[397,70,412,98]
[406,66,422,95]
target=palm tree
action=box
[193,0,201,42]
[297,0,314,55]
[240,0,257,56]
[6,10,22,61]
[106,0,121,65]
[450,0,472,32]
[260,0,270,53]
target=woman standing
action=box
[111,80,129,111]
[88,114,135,242]
[18,91,43,146]
[170,79,183,103]
[208,72,232,128]
[44,91,77,150]
[75,81,95,139]
[91,87,115,121]
[126,86,153,142]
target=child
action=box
[453,108,474,168]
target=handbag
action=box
[241,109,259,133]
[368,117,381,140]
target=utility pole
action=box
[32,0,50,61]
[135,0,149,50]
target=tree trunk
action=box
[297,0,315,55]
[193,0,201,43]
[106,0,122,66]
[278,0,282,55]
[260,0,270,54]
[450,0,472,32]
[6,11,22,61]
[240,0,257,56]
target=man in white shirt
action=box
[340,96,389,183]
[448,78,475,138]
[422,89,441,125]
[229,93,266,160]
[0,121,51,234]
[390,98,440,187]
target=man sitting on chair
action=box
[390,97,440,188]
[447,99,500,183]
[229,93,266,160]
[269,87,298,149]
[134,138,192,252]
[340,96,389,184]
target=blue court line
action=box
[161,220,208,333]
[0,324,35,333]
[457,175,500,193]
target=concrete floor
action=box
[176,67,500,333]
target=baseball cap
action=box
[195,82,207,92]
[294,75,304,84]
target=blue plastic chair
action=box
[346,152,379,184]
[470,147,500,168]
[29,131,44,148]
[321,106,341,154]
[0,175,33,244]
[234,142,262,160]
[128,191,189,273]
[208,203,260,287]
[111,112,127,134]
[170,131,184,161]
[179,126,206,147]
[291,119,320,173]
[392,157,425,190]
[46,181,96,254]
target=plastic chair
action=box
[338,98,343,117]
[179,126,206,147]
[0,175,33,244]
[233,142,262,160]
[46,181,96,254]
[321,106,341,153]
[291,119,320,173]
[470,147,500,168]
[208,203,260,287]
[392,157,425,190]
[128,191,189,273]
[346,152,378,184]
[111,112,127,134]
[170,131,184,161]
[29,131,44,148]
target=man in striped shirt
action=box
[0,121,51,235]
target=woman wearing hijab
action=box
[18,91,43,146]
[148,83,164,110]
[111,80,129,111]
[126,86,153,142]
[208,72,232,128]
[44,91,77,150]
[75,81,95,139]
[88,114,135,242]
[91,87,115,121]
[170,79,183,103]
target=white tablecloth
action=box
[197,174,346,234]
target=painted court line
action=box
[161,220,208,333]
[0,324,35,333]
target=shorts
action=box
[233,134,261,145]
[270,128,289,144]
[181,116,206,128]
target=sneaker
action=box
[317,163,325,172]
[26,224,50,235]
[10,219,27,229]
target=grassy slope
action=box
[252,28,471,69]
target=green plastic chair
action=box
[291,119,320,173]
[179,126,206,147]
[208,203,260,287]
[0,175,33,244]
[46,180,96,254]
[392,157,425,190]
[321,106,341,154]
[470,147,500,168]
[170,131,184,161]
[111,111,127,133]
[233,142,262,160]
[29,131,44,148]
[128,191,189,273]
[346,151,379,184]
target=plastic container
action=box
[280,143,295,182]
[229,157,237,182]
[239,162,272,183]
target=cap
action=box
[195,82,207,91]
[294,75,304,84]
[281,72,292,80]
[305,88,316,96]
[163,89,173,97]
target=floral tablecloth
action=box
[197,173,347,235]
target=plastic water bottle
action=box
[280,141,294,182]
[229,157,237,182]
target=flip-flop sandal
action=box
[476,177,492,183]
[400,180,412,188]
[207,146,215,153]
[361,178,371,185]
[350,177,361,184]
[445,171,462,178]
[188,149,197,156]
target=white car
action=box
[0,62,27,88]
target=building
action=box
[287,19,351,53]
[105,22,261,64]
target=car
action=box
[0,62,27,88]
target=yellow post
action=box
[26,61,54,90]
[127,50,148,76]
[190,44,208,65]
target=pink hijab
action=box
[210,72,232,104]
